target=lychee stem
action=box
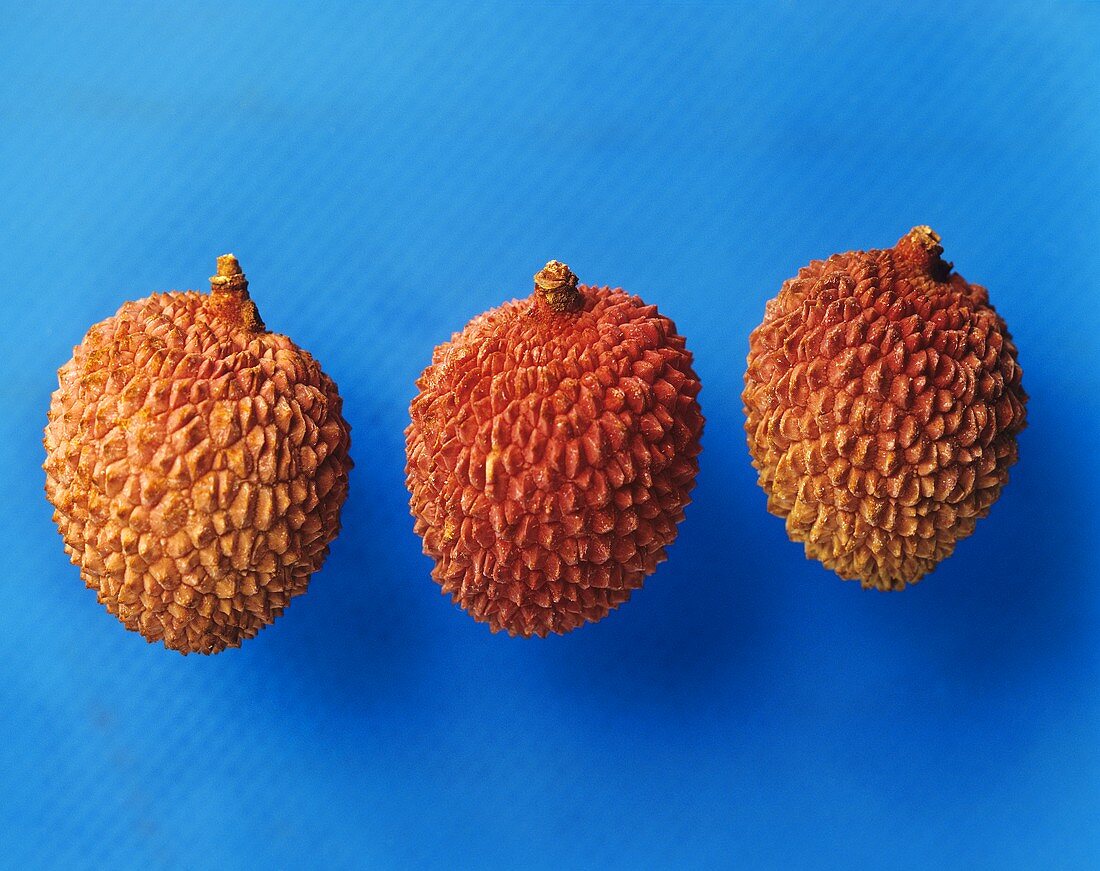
[210,253,250,295]
[534,261,584,313]
[896,226,952,281]
[207,254,265,331]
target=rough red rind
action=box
[405,275,704,637]
[43,262,353,654]
[743,227,1027,589]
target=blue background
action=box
[2,3,1098,868]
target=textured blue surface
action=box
[2,3,1099,868]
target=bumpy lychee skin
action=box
[743,228,1027,590]
[44,256,353,654]
[406,262,704,637]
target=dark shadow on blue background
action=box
[901,378,1098,692]
[538,430,778,714]
[255,426,438,718]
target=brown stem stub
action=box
[207,253,264,331]
[534,260,583,312]
[896,226,952,282]
[210,253,249,295]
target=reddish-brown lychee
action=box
[406,261,704,636]
[44,255,353,653]
[743,227,1027,589]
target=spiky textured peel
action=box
[406,262,704,636]
[743,228,1027,589]
[44,256,353,653]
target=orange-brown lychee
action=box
[44,255,353,653]
[406,261,704,636]
[743,228,1027,589]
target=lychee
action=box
[44,255,353,653]
[743,227,1027,589]
[406,261,704,636]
